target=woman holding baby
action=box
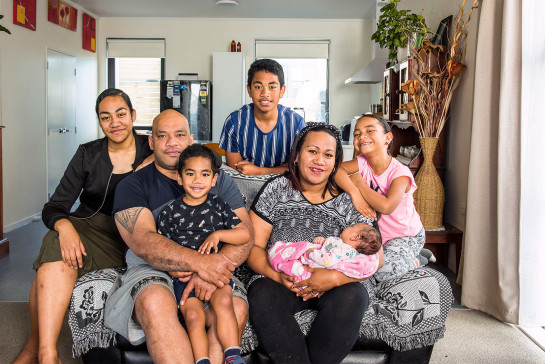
[246,122,383,364]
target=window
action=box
[107,39,165,127]
[255,40,330,123]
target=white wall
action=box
[0,0,98,230]
[97,17,375,128]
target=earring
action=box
[294,161,298,166]
[384,142,389,145]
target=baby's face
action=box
[340,223,373,249]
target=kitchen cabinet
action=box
[212,52,246,141]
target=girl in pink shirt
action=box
[341,115,432,282]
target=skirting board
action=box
[4,213,42,233]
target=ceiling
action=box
[68,0,376,19]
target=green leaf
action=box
[0,24,10,35]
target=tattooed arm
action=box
[114,207,234,287]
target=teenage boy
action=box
[219,59,306,175]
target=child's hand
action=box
[313,236,326,245]
[234,160,262,175]
[347,181,376,219]
[199,233,220,254]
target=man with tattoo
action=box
[104,109,253,364]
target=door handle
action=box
[49,128,73,134]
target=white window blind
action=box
[115,58,161,126]
[107,38,165,58]
[255,40,330,59]
[107,38,165,127]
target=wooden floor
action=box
[0,220,463,306]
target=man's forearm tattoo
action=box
[115,207,144,234]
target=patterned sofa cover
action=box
[70,165,453,363]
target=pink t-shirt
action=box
[357,155,423,243]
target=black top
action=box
[42,132,152,230]
[98,171,132,215]
[157,194,241,250]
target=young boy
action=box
[268,223,384,288]
[219,58,306,175]
[157,144,250,364]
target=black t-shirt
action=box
[113,163,245,267]
[157,194,241,250]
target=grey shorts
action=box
[104,264,247,345]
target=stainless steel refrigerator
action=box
[160,80,212,140]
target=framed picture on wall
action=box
[48,0,77,31]
[13,0,36,31]
[82,13,96,52]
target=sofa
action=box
[70,166,453,364]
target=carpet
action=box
[0,301,82,364]
[1,302,544,364]
[430,308,545,363]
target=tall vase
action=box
[414,137,444,229]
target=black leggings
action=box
[248,277,369,364]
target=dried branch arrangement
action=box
[399,0,479,137]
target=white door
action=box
[47,49,77,199]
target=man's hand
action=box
[180,274,217,305]
[194,253,235,287]
[234,160,262,175]
[198,232,220,254]
[168,271,193,282]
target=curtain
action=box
[460,0,522,324]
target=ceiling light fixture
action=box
[215,0,239,5]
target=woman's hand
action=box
[293,267,346,300]
[135,154,154,171]
[55,219,87,270]
[277,272,299,294]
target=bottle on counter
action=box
[231,40,236,52]
[236,42,241,52]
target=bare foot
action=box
[38,349,61,364]
[13,347,38,364]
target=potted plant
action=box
[371,0,428,61]
[0,15,11,34]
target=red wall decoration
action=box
[48,0,77,31]
[82,13,96,53]
[13,0,36,31]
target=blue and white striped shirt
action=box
[219,104,306,168]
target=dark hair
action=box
[356,114,392,152]
[287,122,343,199]
[177,144,221,175]
[358,113,391,134]
[354,226,382,255]
[247,59,285,88]
[95,88,134,118]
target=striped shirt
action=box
[219,104,306,168]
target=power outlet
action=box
[458,202,466,215]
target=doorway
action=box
[46,49,77,199]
